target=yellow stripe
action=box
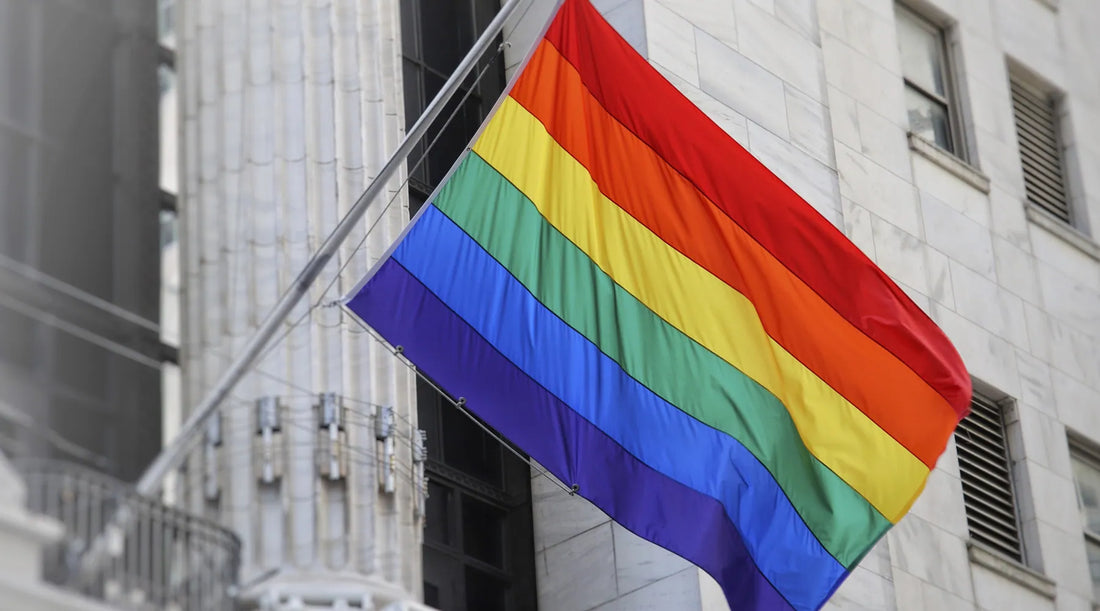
[474,97,927,522]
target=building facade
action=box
[174,0,1100,610]
[0,0,164,482]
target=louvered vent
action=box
[1011,78,1071,224]
[955,394,1023,561]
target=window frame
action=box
[896,4,969,160]
[955,392,1027,563]
[1069,435,1100,600]
[400,0,503,202]
[1009,71,1076,227]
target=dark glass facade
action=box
[400,1,537,608]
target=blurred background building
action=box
[2,0,1100,610]
[0,0,165,483]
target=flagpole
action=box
[135,0,524,497]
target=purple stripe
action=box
[348,259,794,611]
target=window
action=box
[400,1,537,609]
[955,393,1024,562]
[417,384,536,611]
[1071,442,1100,600]
[896,6,963,156]
[1010,76,1072,225]
[401,0,504,213]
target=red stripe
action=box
[508,41,958,467]
[543,0,971,419]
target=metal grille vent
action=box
[1011,78,1071,224]
[955,394,1023,561]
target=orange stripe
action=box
[510,41,956,467]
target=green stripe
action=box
[435,152,890,568]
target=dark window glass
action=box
[462,495,505,567]
[465,566,507,611]
[402,0,504,194]
[401,2,536,610]
[426,481,453,546]
[424,582,441,609]
[441,399,503,487]
[423,3,472,74]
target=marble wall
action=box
[502,0,1100,609]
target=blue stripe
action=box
[390,205,846,609]
[348,258,794,610]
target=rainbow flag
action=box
[346,0,971,608]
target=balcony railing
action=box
[19,459,240,610]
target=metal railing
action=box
[19,459,240,610]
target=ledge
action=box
[1025,204,1100,261]
[908,133,991,194]
[0,504,63,546]
[967,541,1056,600]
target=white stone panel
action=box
[949,260,1030,349]
[989,186,1032,250]
[857,102,911,179]
[538,523,619,611]
[747,120,841,225]
[697,30,790,139]
[786,84,834,165]
[887,515,974,601]
[974,126,1027,197]
[655,0,738,50]
[1055,590,1094,611]
[1046,315,1099,386]
[997,0,1065,87]
[1024,462,1081,534]
[911,154,991,228]
[1053,368,1100,442]
[1037,262,1100,338]
[971,565,1055,611]
[828,85,862,150]
[600,0,648,55]
[774,0,817,42]
[733,0,825,100]
[918,581,975,611]
[1033,521,1093,600]
[837,143,922,236]
[821,33,905,124]
[532,472,609,551]
[835,0,899,73]
[595,567,702,610]
[841,198,877,260]
[924,245,955,309]
[907,467,968,539]
[931,302,1021,400]
[1016,351,1057,416]
[963,66,1016,146]
[891,568,924,611]
[922,191,996,278]
[1023,301,1053,363]
[823,566,897,611]
[870,216,929,294]
[611,522,690,595]
[857,535,894,580]
[643,0,699,86]
[1030,225,1100,293]
[994,236,1042,305]
[1016,404,1072,479]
